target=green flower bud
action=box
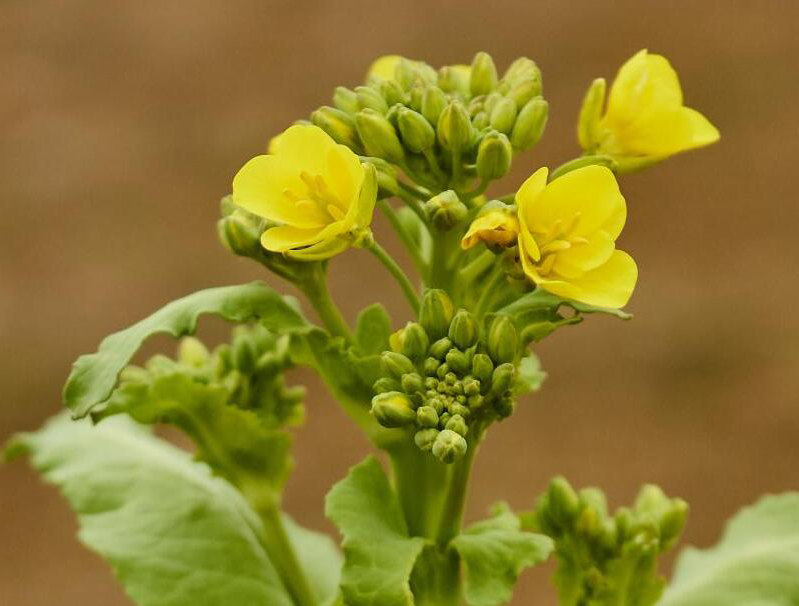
[429,337,453,360]
[445,414,468,436]
[422,86,448,126]
[379,79,407,107]
[390,321,430,361]
[471,353,494,385]
[438,65,470,95]
[462,377,481,396]
[355,85,389,113]
[472,111,489,130]
[420,290,455,340]
[177,337,210,367]
[470,52,498,96]
[449,403,470,417]
[424,190,468,230]
[577,77,607,151]
[467,394,484,410]
[232,335,258,373]
[437,101,473,152]
[401,372,424,394]
[511,97,548,151]
[355,108,405,163]
[217,207,264,258]
[408,85,424,112]
[448,309,478,350]
[494,395,514,418]
[445,349,470,375]
[487,314,519,363]
[436,363,450,380]
[635,485,668,514]
[476,131,513,181]
[381,351,416,380]
[311,106,362,152]
[615,507,633,542]
[415,428,439,451]
[547,476,580,528]
[490,362,515,394]
[333,86,359,114]
[423,357,441,376]
[360,156,399,199]
[397,107,436,153]
[659,499,689,549]
[507,77,542,109]
[371,391,417,428]
[417,405,439,428]
[432,429,468,463]
[373,377,401,394]
[503,57,541,86]
[489,98,518,134]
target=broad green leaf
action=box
[65,281,308,418]
[355,303,392,356]
[513,353,547,396]
[325,456,427,606]
[451,503,553,606]
[5,413,294,606]
[658,493,799,606]
[283,514,343,606]
[96,373,292,506]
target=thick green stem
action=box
[388,441,448,537]
[299,266,353,343]
[459,250,496,285]
[365,240,420,313]
[256,504,318,606]
[435,434,480,546]
[377,199,427,275]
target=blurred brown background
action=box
[1,1,797,604]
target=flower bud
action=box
[429,337,453,361]
[547,476,580,528]
[438,65,471,95]
[421,86,448,126]
[635,485,668,514]
[232,334,258,373]
[397,107,436,153]
[379,79,407,107]
[432,429,468,463]
[423,357,440,376]
[408,85,424,112]
[333,86,359,114]
[415,428,439,451]
[659,499,689,549]
[373,377,401,394]
[311,106,361,152]
[490,362,515,394]
[507,77,542,108]
[361,156,399,199]
[448,309,478,350]
[470,52,498,96]
[401,372,425,394]
[355,85,389,113]
[461,202,519,251]
[476,131,513,181]
[471,353,494,385]
[494,395,514,418]
[577,78,607,151]
[437,101,473,152]
[355,109,405,163]
[424,190,468,230]
[178,337,210,367]
[511,97,549,151]
[381,351,416,380]
[445,349,470,375]
[420,290,455,341]
[217,206,264,258]
[503,57,541,86]
[445,414,468,436]
[472,111,489,130]
[417,405,439,428]
[487,314,519,363]
[390,322,430,361]
[489,98,518,134]
[371,392,417,428]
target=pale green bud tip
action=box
[547,476,580,527]
[490,362,515,394]
[355,108,405,163]
[578,77,607,151]
[217,208,264,258]
[397,107,435,153]
[470,51,498,96]
[424,190,468,230]
[371,391,416,428]
[489,98,518,134]
[390,321,430,361]
[355,85,389,113]
[448,309,478,349]
[432,429,468,463]
[420,289,455,340]
[311,106,361,152]
[437,101,473,151]
[333,86,359,114]
[414,428,439,451]
[445,413,468,436]
[417,405,439,428]
[511,97,549,151]
[476,131,513,181]
[487,314,519,363]
[177,337,210,367]
[421,86,447,125]
[380,351,416,380]
[659,499,689,548]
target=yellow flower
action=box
[587,50,719,164]
[461,207,520,250]
[366,55,437,86]
[516,166,637,308]
[232,124,376,260]
[367,55,403,81]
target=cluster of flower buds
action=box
[531,477,688,601]
[309,52,548,194]
[120,325,305,428]
[370,289,523,463]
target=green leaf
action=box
[513,353,547,395]
[326,456,427,606]
[65,281,308,418]
[658,493,799,606]
[96,373,292,506]
[355,303,392,356]
[283,514,343,606]
[6,413,295,606]
[451,503,553,606]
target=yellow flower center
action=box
[282,171,348,223]
[529,211,589,276]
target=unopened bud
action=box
[424,190,468,230]
[417,405,439,428]
[390,322,430,361]
[489,98,517,134]
[311,106,361,151]
[415,428,439,451]
[379,79,407,107]
[487,314,519,363]
[333,86,359,114]
[423,357,440,376]
[371,391,416,428]
[397,107,435,153]
[547,476,580,528]
[401,372,424,394]
[472,111,489,130]
[355,109,405,163]
[507,77,542,108]
[429,337,453,361]
[659,499,689,549]
[361,156,399,198]
[448,309,478,349]
[503,58,541,86]
[511,97,549,151]
[470,52,498,96]
[445,349,470,375]
[232,334,258,373]
[490,362,515,394]
[178,337,210,367]
[445,414,468,436]
[420,290,455,341]
[432,429,468,463]
[471,353,494,385]
[635,485,668,514]
[437,101,473,152]
[422,86,448,126]
[577,78,607,151]
[476,132,513,181]
[408,85,424,112]
[373,377,401,394]
[218,206,264,258]
[438,65,471,95]
[355,85,389,113]
[381,351,416,380]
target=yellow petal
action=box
[544,249,638,308]
[461,211,519,249]
[325,144,363,208]
[367,55,402,81]
[552,229,615,278]
[286,236,351,261]
[515,167,548,208]
[606,50,682,126]
[232,155,328,228]
[270,124,339,178]
[260,225,326,252]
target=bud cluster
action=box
[532,477,688,603]
[120,325,305,428]
[370,290,522,463]
[311,53,548,194]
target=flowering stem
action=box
[460,178,489,203]
[377,199,428,275]
[474,265,506,319]
[422,149,448,185]
[459,250,496,285]
[366,240,420,313]
[434,432,480,546]
[299,266,353,343]
[398,182,429,222]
